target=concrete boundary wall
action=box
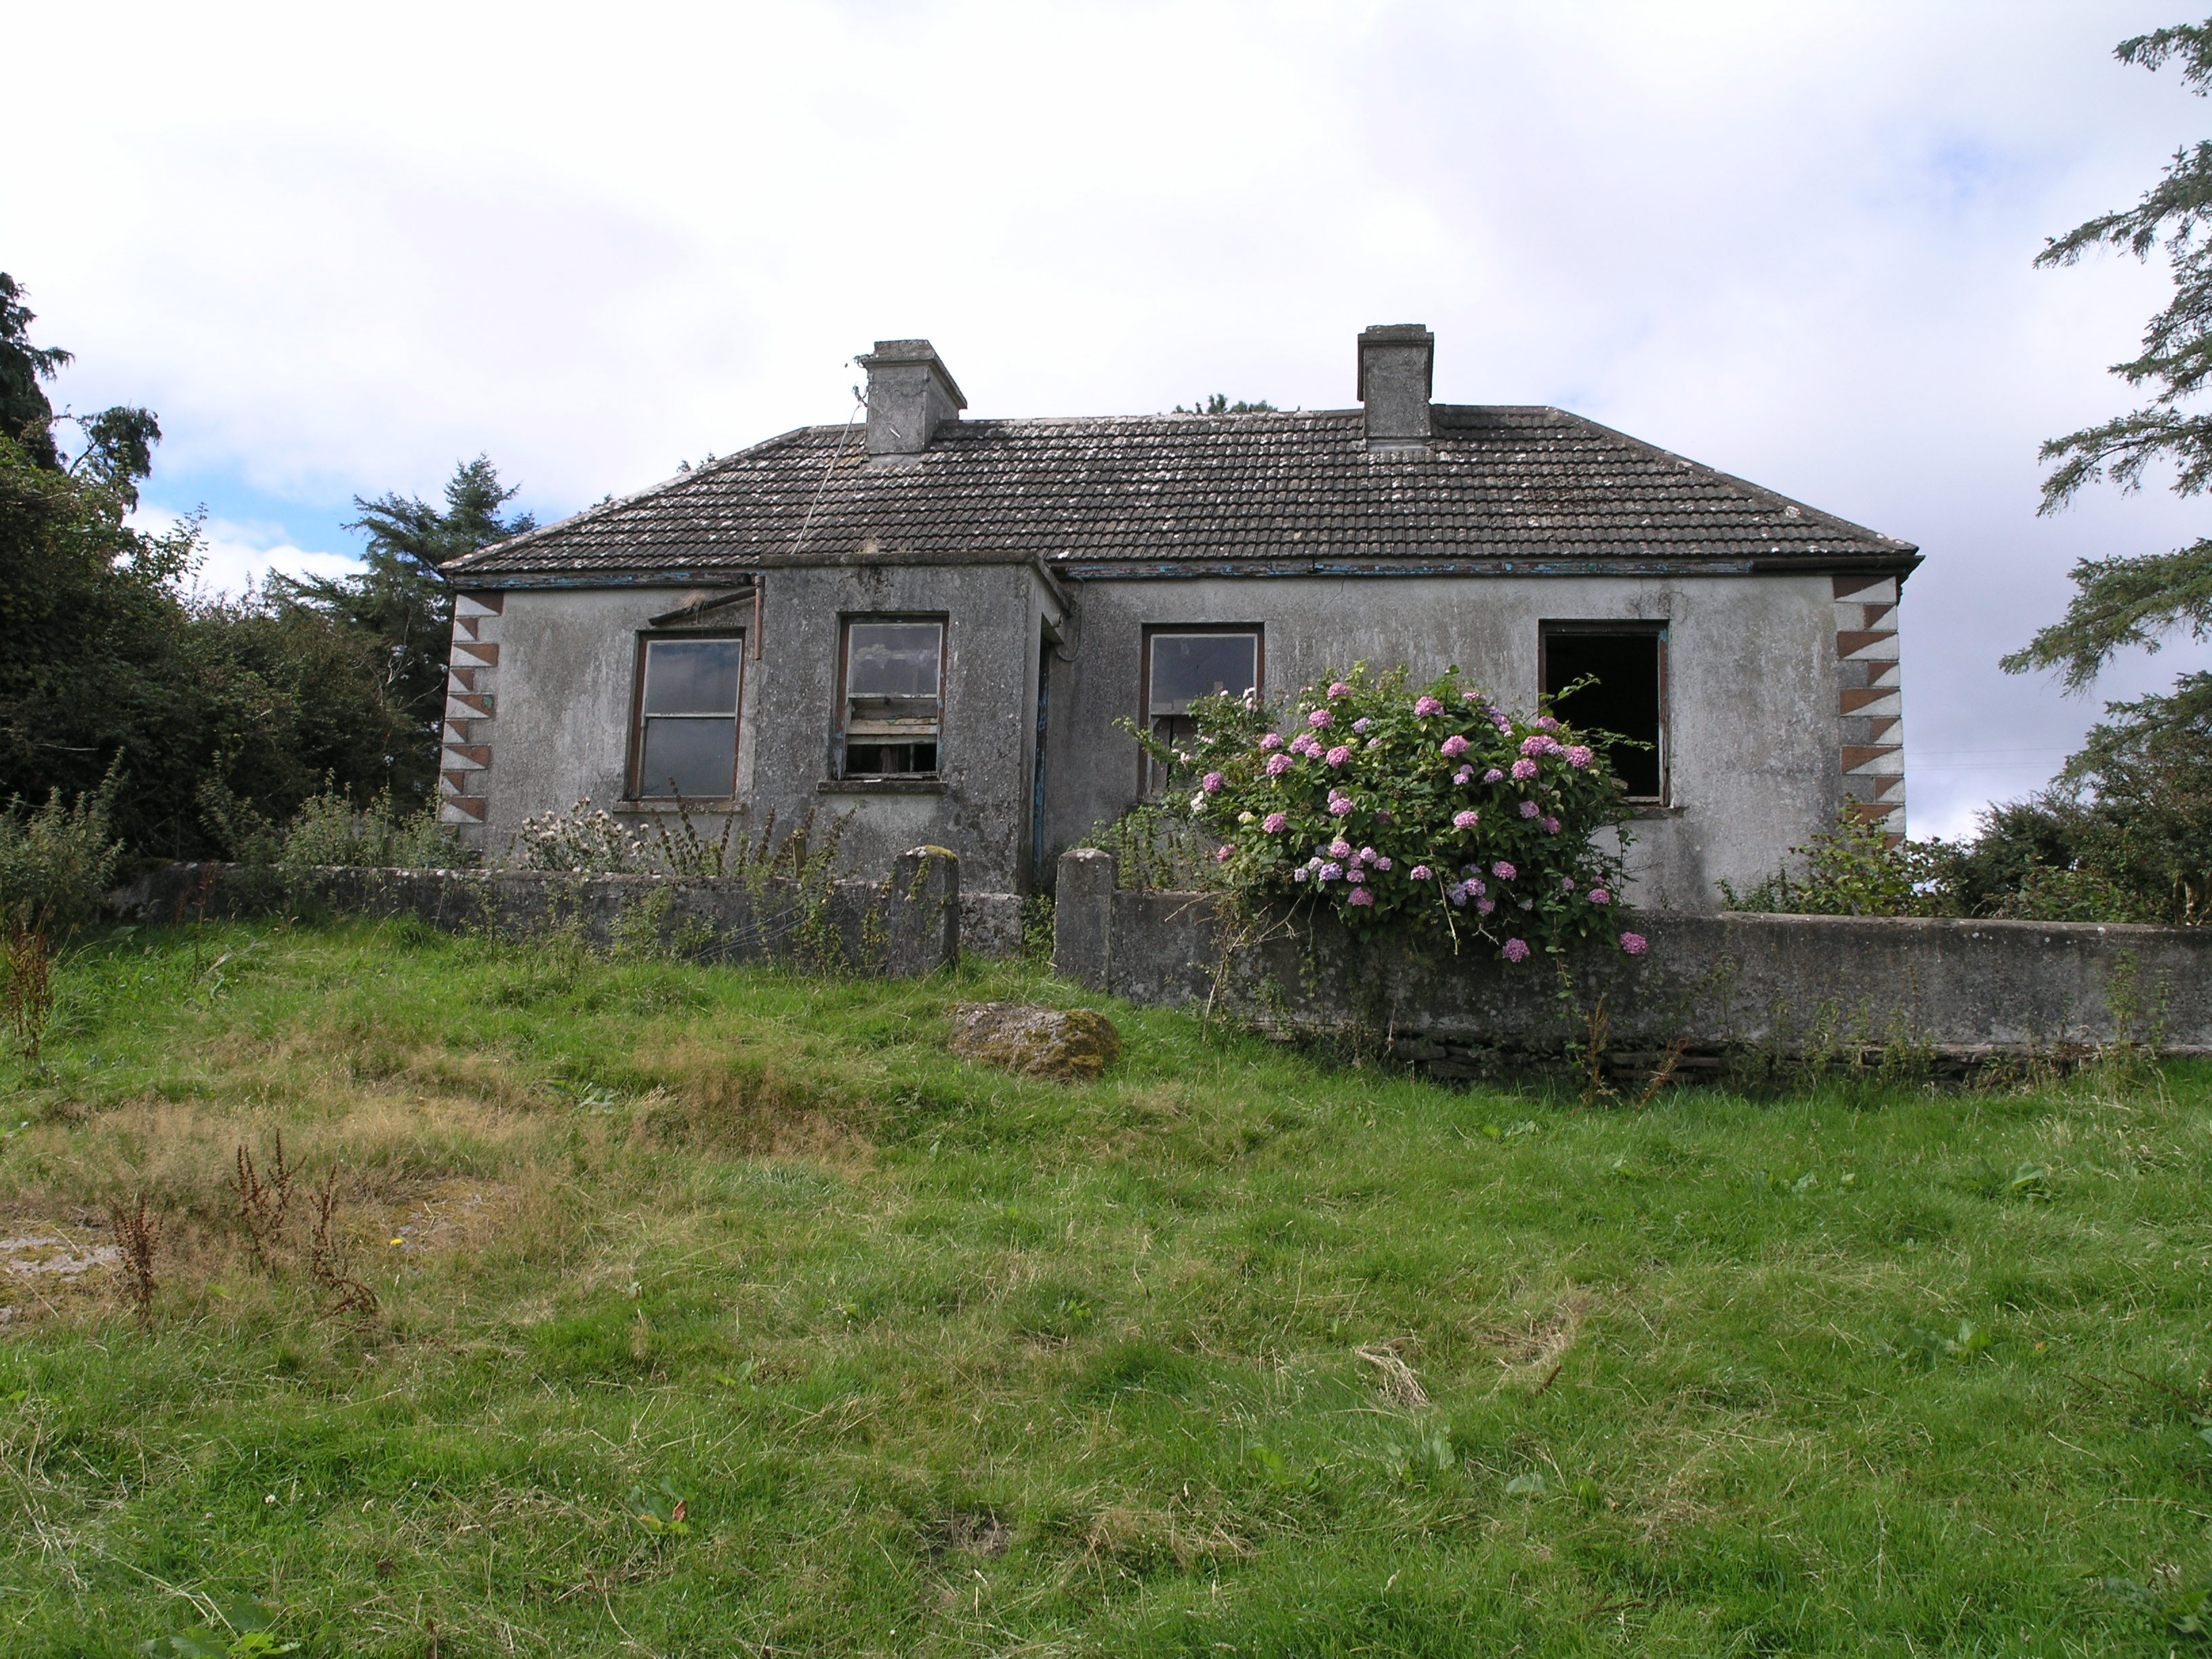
[1050,849,2212,1069]
[110,853,964,977]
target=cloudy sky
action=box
[7,0,2209,837]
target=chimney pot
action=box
[857,339,966,457]
[1357,323,1434,446]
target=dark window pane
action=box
[1149,633,1258,715]
[639,717,737,796]
[846,623,942,698]
[845,741,938,777]
[1544,632,1662,797]
[642,639,743,715]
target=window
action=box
[839,618,945,777]
[1143,628,1261,790]
[632,635,743,798]
[1540,623,1666,800]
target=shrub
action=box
[277,787,469,870]
[0,771,123,933]
[1145,664,1639,963]
[1719,809,1944,917]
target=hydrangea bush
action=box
[1138,665,1647,963]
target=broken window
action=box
[840,618,945,777]
[633,635,743,798]
[1144,628,1261,790]
[1540,623,1666,800]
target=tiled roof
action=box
[445,405,1919,584]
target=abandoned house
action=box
[438,325,1919,945]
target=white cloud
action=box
[129,508,364,601]
[9,0,2211,834]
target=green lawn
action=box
[2,918,2209,1656]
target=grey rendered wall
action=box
[1042,573,1846,912]
[470,565,1061,895]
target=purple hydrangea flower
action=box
[1536,716,1560,732]
[1440,734,1470,758]
[1329,838,1353,858]
[1308,709,1333,729]
[1484,768,1505,783]
[1448,884,1469,907]
[1561,876,1576,890]
[1259,733,1285,752]
[1328,681,1352,698]
[1262,812,1288,834]
[1565,744,1594,769]
[1366,737,1382,750]
[1519,800,1540,819]
[1374,809,1393,823]
[1465,876,1486,897]
[1492,861,1517,880]
[1202,772,1225,794]
[1543,817,1561,835]
[1326,745,1352,766]
[1414,695,1442,718]
[1292,867,1309,883]
[1356,846,1376,863]
[1374,856,1393,872]
[1589,888,1611,905]
[1511,758,1538,781]
[1620,931,1649,956]
[1265,753,1294,777]
[1345,867,1366,884]
[1347,886,1375,907]
[1477,897,1496,916]
[1318,861,1343,882]
[1453,766,1474,786]
[1453,809,1480,830]
[1328,797,1354,817]
[1502,938,1531,963]
[1410,865,1432,881]
[1352,718,1372,733]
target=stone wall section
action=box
[1835,574,1905,840]
[439,592,504,844]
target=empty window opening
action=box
[841,618,945,777]
[1145,629,1261,790]
[634,635,743,798]
[1541,625,1666,799]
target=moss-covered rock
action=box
[947,1002,1121,1082]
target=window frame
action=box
[1139,624,1265,794]
[1538,619,1670,804]
[626,630,747,802]
[834,613,949,780]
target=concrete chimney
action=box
[1357,324,1434,447]
[858,339,966,457]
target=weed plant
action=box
[0,922,2209,1654]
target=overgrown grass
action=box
[2,920,2210,1655]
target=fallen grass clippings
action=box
[0,918,2207,1655]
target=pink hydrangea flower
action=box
[1484,768,1505,783]
[1492,861,1517,880]
[1318,861,1343,882]
[1329,838,1353,858]
[1259,733,1285,752]
[1453,809,1480,830]
[1511,758,1538,781]
[1410,864,1432,881]
[1345,867,1366,884]
[1265,752,1294,777]
[1589,888,1611,905]
[1453,766,1474,785]
[1262,812,1288,834]
[1543,817,1561,835]
[1477,897,1496,916]
[1374,855,1393,872]
[1414,695,1443,718]
[1620,931,1649,956]
[1519,800,1540,819]
[1347,886,1375,907]
[1464,876,1486,897]
[1214,844,1233,863]
[1356,846,1376,863]
[1326,745,1352,766]
[1561,876,1576,890]
[1366,737,1382,750]
[1291,867,1309,882]
[1519,735,1549,758]
[1202,772,1224,794]
[1502,937,1531,963]
[1328,682,1352,698]
[1440,734,1470,758]
[1462,691,1481,703]
[1536,716,1560,731]
[1565,745,1594,769]
[1308,709,1333,729]
[1328,797,1354,817]
[1352,718,1372,733]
